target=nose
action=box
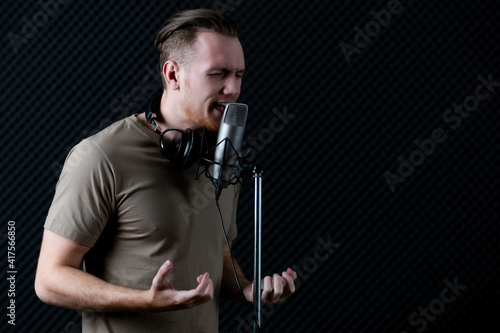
[222,76,241,98]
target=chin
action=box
[189,116,219,133]
[204,110,223,132]
[203,121,220,133]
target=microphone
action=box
[212,103,248,198]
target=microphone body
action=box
[212,103,248,197]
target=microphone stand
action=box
[253,166,263,333]
[196,142,264,331]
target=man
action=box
[35,8,296,332]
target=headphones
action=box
[145,95,204,169]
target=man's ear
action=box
[163,60,180,90]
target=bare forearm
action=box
[35,265,150,313]
[36,230,213,313]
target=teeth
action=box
[214,102,228,109]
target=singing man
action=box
[35,8,296,332]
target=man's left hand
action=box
[243,268,297,303]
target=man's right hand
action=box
[147,260,214,312]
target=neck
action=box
[156,90,187,131]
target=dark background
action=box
[1,1,499,332]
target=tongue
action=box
[214,103,225,112]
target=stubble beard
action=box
[179,98,220,134]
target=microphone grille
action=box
[223,103,248,127]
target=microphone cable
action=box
[215,197,261,331]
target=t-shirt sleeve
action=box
[44,139,115,247]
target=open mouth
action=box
[212,102,228,113]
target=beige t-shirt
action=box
[45,115,239,333]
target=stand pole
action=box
[253,167,263,332]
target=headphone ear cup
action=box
[160,129,201,168]
[183,129,201,168]
[160,129,188,166]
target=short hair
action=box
[155,9,239,89]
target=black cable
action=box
[215,197,261,330]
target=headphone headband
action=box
[146,95,162,134]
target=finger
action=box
[152,260,173,289]
[282,271,296,295]
[261,276,274,302]
[271,274,284,302]
[181,273,213,307]
[204,276,214,300]
[287,267,298,280]
[194,273,212,298]
[197,274,213,302]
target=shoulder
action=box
[84,116,138,148]
[70,115,151,162]
[61,117,134,176]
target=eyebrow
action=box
[209,67,245,74]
